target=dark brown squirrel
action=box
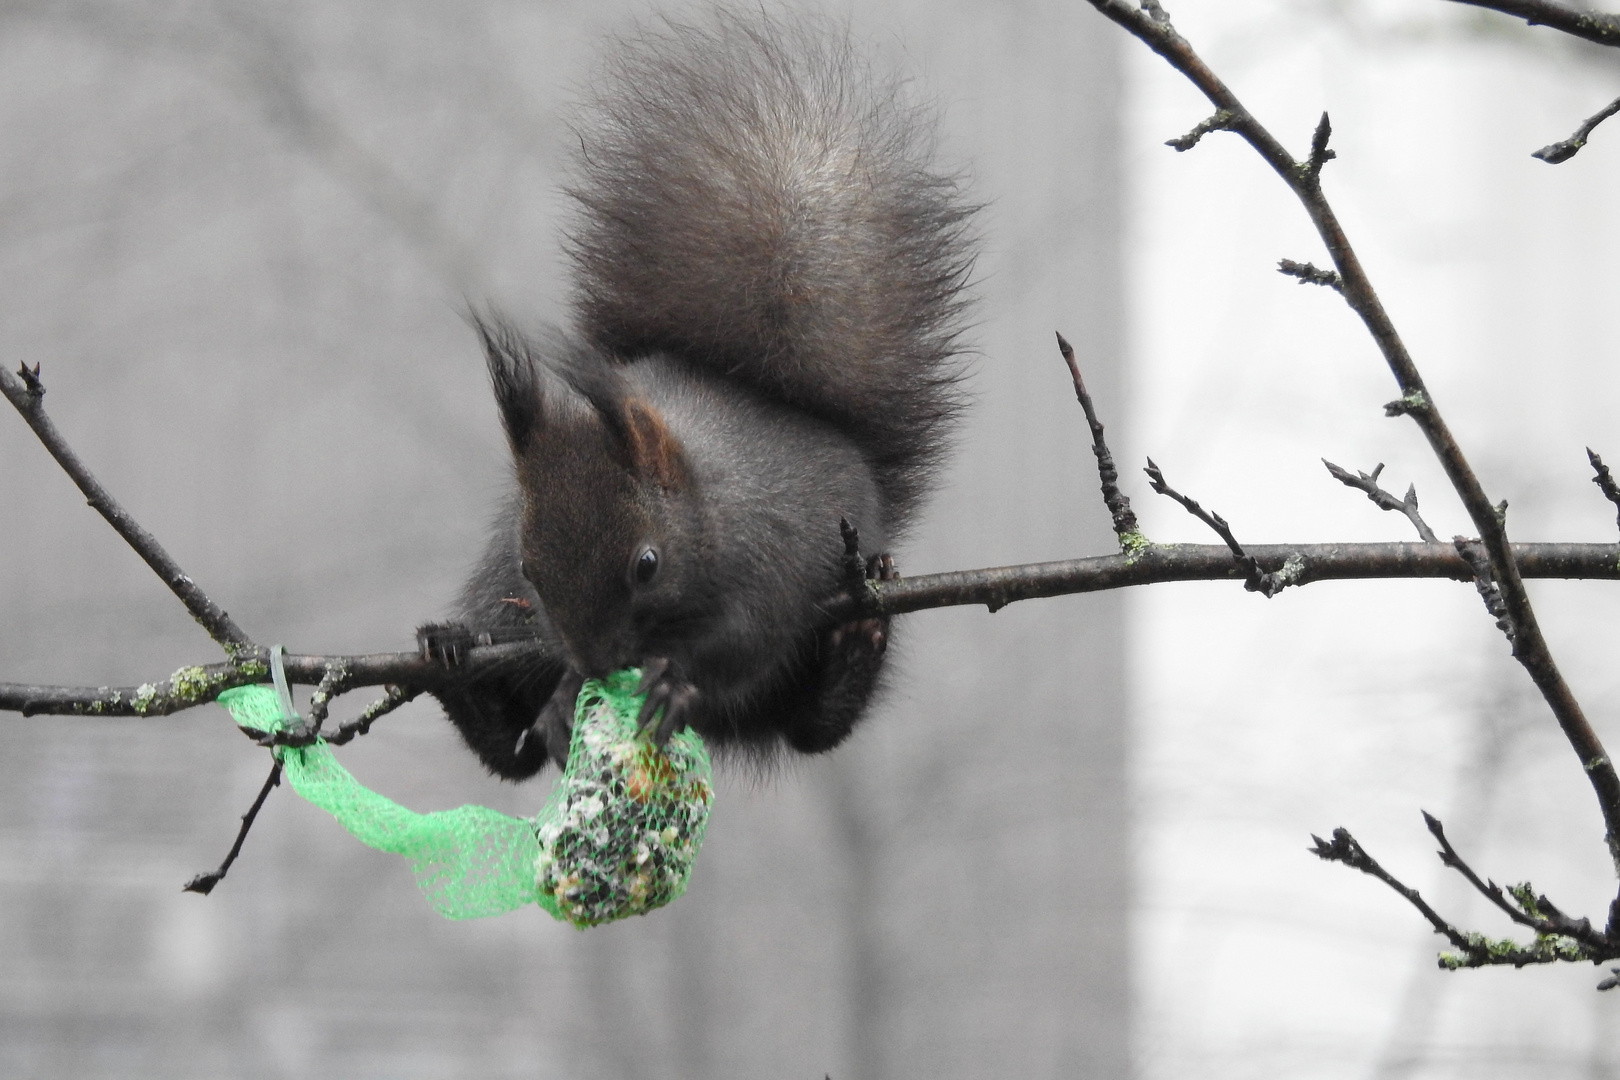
[418,9,977,779]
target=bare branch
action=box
[1310,826,1477,951]
[1322,460,1440,542]
[1312,822,1611,970]
[0,363,253,653]
[182,760,282,896]
[1444,0,1620,49]
[1533,93,1620,163]
[1056,332,1142,550]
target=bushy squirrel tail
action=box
[565,8,977,530]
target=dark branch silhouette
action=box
[1445,0,1620,49]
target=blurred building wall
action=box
[0,2,1126,1078]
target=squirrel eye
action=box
[632,545,660,585]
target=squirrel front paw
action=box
[636,657,700,746]
[517,667,583,769]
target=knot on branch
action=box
[1278,258,1343,293]
[1453,537,1515,643]
[1383,390,1430,418]
[16,362,43,399]
[1310,827,1370,870]
[1587,448,1620,536]
[1296,112,1336,185]
[1167,108,1234,152]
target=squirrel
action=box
[418,9,977,780]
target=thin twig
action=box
[1056,332,1141,549]
[1310,827,1477,951]
[1142,458,1300,597]
[1588,448,1620,536]
[1323,460,1440,542]
[182,760,283,896]
[0,363,253,653]
[1166,108,1234,151]
[1533,93,1620,163]
[1083,0,1620,883]
[323,685,419,746]
[1444,0,1620,49]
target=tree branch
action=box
[1312,821,1614,971]
[1443,0,1620,49]
[182,760,282,896]
[0,363,254,654]
[8,541,1620,716]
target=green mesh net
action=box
[215,668,712,926]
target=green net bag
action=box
[216,666,711,927]
[534,671,713,926]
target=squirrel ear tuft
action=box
[474,313,543,452]
[620,398,689,491]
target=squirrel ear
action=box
[619,398,689,491]
[474,313,543,452]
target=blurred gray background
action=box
[0,1,1125,1078]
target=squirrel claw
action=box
[417,622,474,667]
[534,668,584,768]
[636,658,699,746]
[827,551,896,655]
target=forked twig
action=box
[1322,460,1440,543]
